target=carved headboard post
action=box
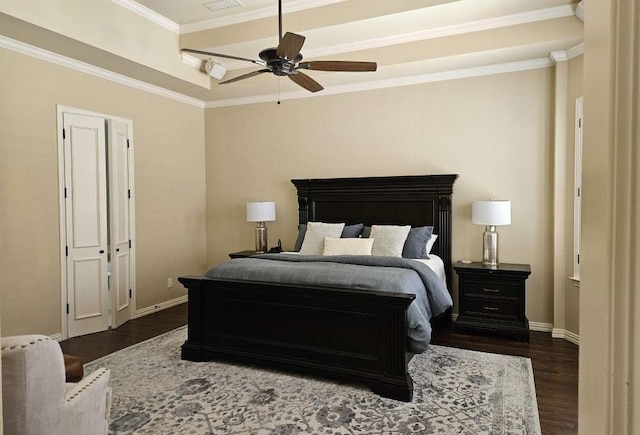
[295,179,311,224]
[438,194,453,290]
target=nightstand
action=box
[454,261,531,341]
[228,250,262,259]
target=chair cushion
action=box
[63,354,84,382]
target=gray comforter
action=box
[204,254,453,353]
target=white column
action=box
[549,50,568,338]
[580,0,639,433]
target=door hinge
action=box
[66,303,69,314]
[577,254,580,264]
[127,139,130,148]
[129,239,132,249]
[577,187,581,197]
[65,246,68,256]
[129,289,132,299]
[128,189,131,199]
[578,118,582,128]
[62,128,66,139]
[64,187,67,198]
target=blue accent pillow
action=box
[294,223,364,251]
[341,223,364,238]
[401,226,434,259]
[293,224,307,251]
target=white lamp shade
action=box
[472,200,511,226]
[246,201,276,222]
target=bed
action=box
[179,174,458,401]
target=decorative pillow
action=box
[426,234,438,254]
[402,226,434,259]
[369,225,411,257]
[341,223,364,238]
[323,237,374,256]
[294,223,363,251]
[299,222,345,255]
[361,226,371,238]
[293,224,307,251]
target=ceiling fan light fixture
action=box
[205,59,227,79]
[202,0,243,13]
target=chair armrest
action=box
[62,368,111,435]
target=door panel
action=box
[72,257,104,319]
[108,120,132,328]
[64,113,109,338]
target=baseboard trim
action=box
[449,316,579,343]
[134,295,188,318]
[552,328,580,345]
[50,333,63,342]
[529,321,553,332]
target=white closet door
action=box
[108,120,132,328]
[63,113,109,338]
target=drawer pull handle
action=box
[483,288,500,293]
[483,306,499,311]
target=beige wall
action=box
[564,54,583,336]
[204,68,555,324]
[0,48,207,336]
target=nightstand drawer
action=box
[463,297,519,319]
[464,279,520,299]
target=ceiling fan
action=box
[181,0,377,93]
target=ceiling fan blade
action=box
[277,32,306,61]
[181,48,266,66]
[219,69,272,84]
[288,71,324,93]
[299,61,377,72]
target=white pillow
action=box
[369,225,411,257]
[323,237,374,256]
[299,222,345,255]
[426,234,438,254]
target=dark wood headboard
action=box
[291,174,458,287]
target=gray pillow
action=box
[362,226,371,238]
[293,224,307,251]
[341,223,364,238]
[294,223,363,251]
[401,226,434,259]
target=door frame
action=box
[56,105,137,340]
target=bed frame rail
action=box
[179,275,416,401]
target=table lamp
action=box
[246,201,276,253]
[472,200,511,267]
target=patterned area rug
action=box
[86,327,541,434]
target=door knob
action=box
[99,250,104,254]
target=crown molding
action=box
[209,5,577,71]
[111,0,179,33]
[0,35,205,108]
[182,52,203,69]
[549,50,568,63]
[205,57,552,108]
[180,0,346,34]
[566,43,584,59]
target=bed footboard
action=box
[178,276,416,402]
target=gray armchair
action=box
[2,335,111,435]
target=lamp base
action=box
[255,222,267,253]
[482,226,499,267]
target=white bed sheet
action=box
[412,254,447,286]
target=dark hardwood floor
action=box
[60,304,578,435]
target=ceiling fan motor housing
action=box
[259,48,303,75]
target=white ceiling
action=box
[133,0,584,105]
